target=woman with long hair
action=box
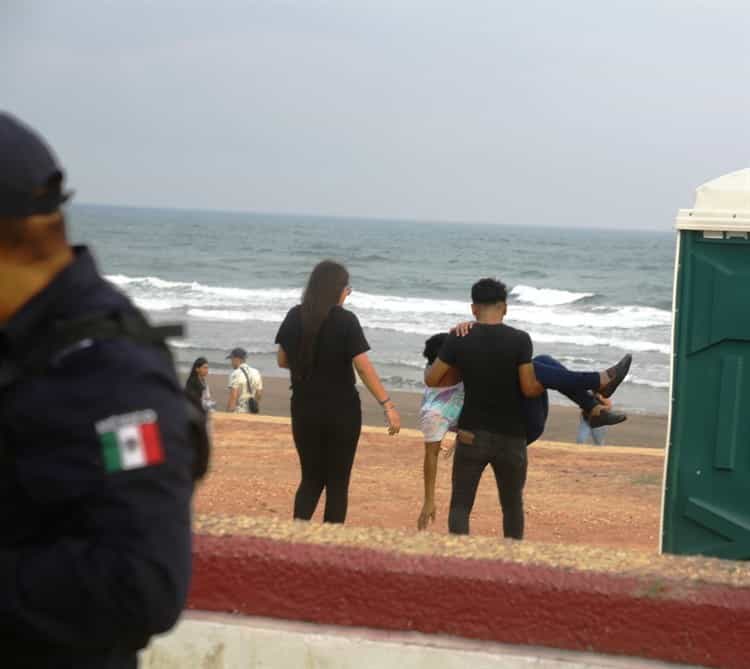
[185,356,214,411]
[275,260,401,523]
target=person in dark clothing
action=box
[185,356,214,411]
[0,113,196,669]
[416,333,628,530]
[425,278,631,540]
[275,260,401,523]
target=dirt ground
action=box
[196,415,664,553]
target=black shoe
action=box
[587,409,627,429]
[600,354,632,398]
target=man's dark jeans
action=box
[448,430,528,539]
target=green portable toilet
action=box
[661,168,750,559]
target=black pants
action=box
[448,430,528,539]
[291,399,362,524]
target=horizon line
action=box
[70,200,673,234]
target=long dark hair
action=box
[297,260,350,380]
[185,356,208,401]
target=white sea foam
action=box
[133,297,182,311]
[509,305,671,330]
[510,284,594,306]
[187,308,289,323]
[626,375,670,389]
[107,274,300,310]
[528,331,671,355]
[109,273,672,357]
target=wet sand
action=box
[200,372,667,449]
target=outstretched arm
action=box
[353,352,401,435]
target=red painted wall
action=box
[188,534,750,669]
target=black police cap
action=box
[0,112,73,218]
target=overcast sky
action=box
[3,1,749,229]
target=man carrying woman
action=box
[422,278,631,539]
[275,260,400,524]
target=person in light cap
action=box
[226,346,263,413]
[0,112,200,669]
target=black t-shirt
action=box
[275,305,370,401]
[439,323,533,436]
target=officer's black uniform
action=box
[0,246,195,668]
[0,114,196,668]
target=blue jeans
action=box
[524,355,600,444]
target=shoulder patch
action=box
[95,410,165,473]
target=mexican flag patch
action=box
[95,410,165,473]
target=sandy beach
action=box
[200,372,668,449]
[196,413,664,552]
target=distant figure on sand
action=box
[418,330,630,530]
[275,260,401,524]
[226,347,263,413]
[424,278,632,539]
[185,356,215,412]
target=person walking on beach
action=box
[226,347,263,413]
[275,260,401,524]
[424,278,631,539]
[417,331,630,530]
[186,356,216,412]
[0,112,200,668]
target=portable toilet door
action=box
[661,168,750,559]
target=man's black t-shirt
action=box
[439,323,533,437]
[275,305,370,402]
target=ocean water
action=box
[68,204,675,414]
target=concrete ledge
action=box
[141,612,702,668]
[188,519,750,669]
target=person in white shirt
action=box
[226,347,263,413]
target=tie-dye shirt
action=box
[419,383,465,424]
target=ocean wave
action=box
[109,272,671,355]
[625,376,670,389]
[167,339,201,349]
[510,284,594,306]
[108,272,669,328]
[529,331,671,355]
[509,305,670,330]
[377,358,427,370]
[187,308,287,323]
[134,297,183,311]
[107,274,300,309]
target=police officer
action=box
[0,113,197,667]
